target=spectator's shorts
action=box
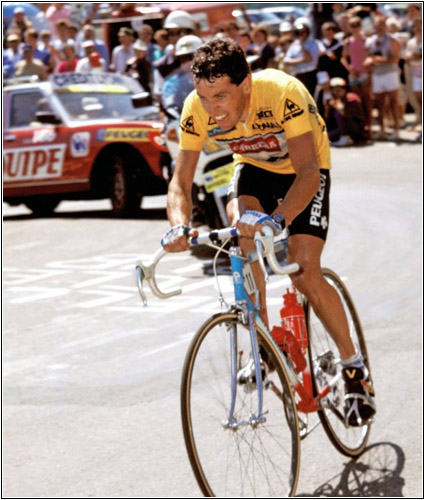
[227,163,330,241]
[372,71,400,94]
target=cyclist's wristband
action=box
[271,214,286,230]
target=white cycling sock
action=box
[341,352,364,368]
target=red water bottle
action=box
[280,286,308,354]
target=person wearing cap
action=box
[7,7,33,40]
[76,41,106,73]
[55,39,79,73]
[81,24,109,69]
[317,22,348,80]
[5,33,22,69]
[14,43,47,81]
[45,3,72,37]
[111,27,135,73]
[324,77,367,146]
[283,22,320,97]
[124,39,152,92]
[153,10,198,100]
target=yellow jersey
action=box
[179,69,331,174]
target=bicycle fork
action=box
[222,311,267,431]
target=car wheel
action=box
[25,196,60,216]
[110,155,142,217]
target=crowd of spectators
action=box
[3,2,422,144]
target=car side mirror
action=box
[131,92,152,108]
[35,111,62,125]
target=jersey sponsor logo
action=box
[97,128,150,142]
[282,98,304,123]
[252,121,281,131]
[180,115,200,137]
[3,145,66,181]
[256,108,273,119]
[309,172,328,229]
[71,132,90,157]
[228,135,281,155]
[308,103,322,127]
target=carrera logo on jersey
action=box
[228,135,281,155]
[180,115,200,137]
[3,145,66,181]
[282,98,304,123]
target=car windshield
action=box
[56,92,139,121]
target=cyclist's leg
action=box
[286,233,356,359]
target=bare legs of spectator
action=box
[374,90,400,140]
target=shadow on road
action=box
[296,442,405,497]
[2,207,167,222]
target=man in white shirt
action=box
[76,40,106,72]
[111,27,135,73]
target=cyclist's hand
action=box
[161,224,198,252]
[236,210,284,239]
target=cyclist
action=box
[161,37,375,427]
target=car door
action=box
[3,88,69,197]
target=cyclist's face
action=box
[195,75,252,131]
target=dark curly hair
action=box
[191,37,250,86]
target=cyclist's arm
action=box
[165,149,200,251]
[271,131,320,226]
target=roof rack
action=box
[4,75,41,87]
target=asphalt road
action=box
[3,134,423,498]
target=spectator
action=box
[38,30,52,52]
[405,18,422,140]
[5,33,22,69]
[341,16,373,139]
[402,3,422,35]
[334,13,352,41]
[23,29,51,69]
[3,53,15,79]
[249,26,276,71]
[14,43,47,81]
[237,30,253,54]
[81,24,109,69]
[55,39,79,73]
[324,77,367,146]
[364,16,402,141]
[7,7,33,40]
[111,27,135,73]
[45,3,72,37]
[275,35,295,74]
[138,24,156,63]
[152,30,170,61]
[224,22,240,41]
[76,40,106,72]
[318,22,348,80]
[283,22,320,96]
[315,71,333,117]
[124,39,152,92]
[67,22,81,57]
[153,10,197,100]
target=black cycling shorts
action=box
[227,163,331,241]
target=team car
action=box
[3,73,167,216]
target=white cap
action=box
[163,10,196,31]
[175,35,203,56]
[14,7,25,14]
[279,21,293,33]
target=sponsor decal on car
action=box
[3,145,66,180]
[71,132,90,157]
[97,128,151,142]
[32,129,57,144]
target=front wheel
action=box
[306,268,372,457]
[181,312,301,497]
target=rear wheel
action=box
[110,154,142,216]
[181,312,301,497]
[306,268,371,457]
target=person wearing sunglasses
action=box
[283,22,320,97]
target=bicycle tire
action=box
[181,312,301,497]
[306,268,372,457]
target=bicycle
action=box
[136,225,373,497]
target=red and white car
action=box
[3,73,167,216]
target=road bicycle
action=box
[136,225,373,497]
